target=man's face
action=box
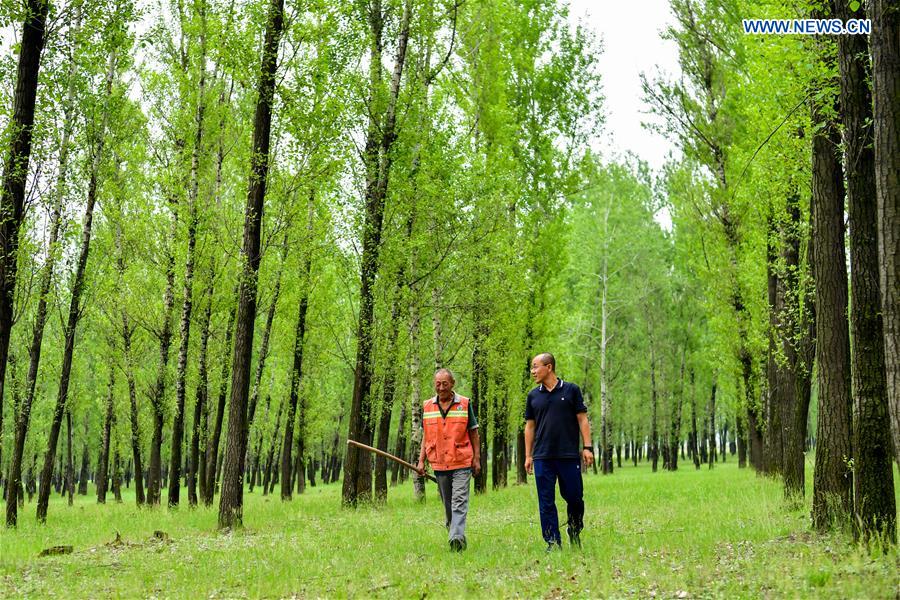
[434,373,454,399]
[530,357,552,383]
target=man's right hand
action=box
[415,460,425,476]
[525,456,533,474]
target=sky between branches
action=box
[567,0,682,171]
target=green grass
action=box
[1,460,897,598]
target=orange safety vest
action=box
[423,395,474,471]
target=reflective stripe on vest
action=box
[423,395,474,471]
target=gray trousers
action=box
[434,468,471,542]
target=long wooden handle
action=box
[347,439,438,483]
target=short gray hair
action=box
[434,368,455,383]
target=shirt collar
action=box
[539,379,564,393]
[432,393,460,405]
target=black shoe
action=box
[545,541,562,553]
[450,538,465,552]
[567,525,582,548]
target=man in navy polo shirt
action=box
[524,352,594,551]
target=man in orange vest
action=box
[416,368,481,551]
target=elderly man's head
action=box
[434,368,455,400]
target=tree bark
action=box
[764,210,782,476]
[65,410,73,506]
[837,0,895,540]
[650,339,659,473]
[343,0,413,507]
[471,313,488,492]
[5,22,76,523]
[669,348,686,472]
[97,368,115,503]
[708,380,717,469]
[493,375,509,489]
[870,0,900,474]
[168,14,208,506]
[374,262,406,501]
[783,205,815,499]
[77,438,89,495]
[280,229,312,501]
[35,51,114,521]
[810,58,853,531]
[689,370,700,469]
[0,0,50,462]
[261,397,283,495]
[35,139,102,520]
[599,216,613,474]
[217,0,284,529]
[204,302,235,504]
[112,446,122,503]
[189,279,213,506]
[249,396,270,492]
[148,203,178,506]
[408,289,425,499]
[246,237,287,468]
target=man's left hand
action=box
[472,457,481,476]
[582,448,594,468]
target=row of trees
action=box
[0,0,609,529]
[1,0,896,543]
[640,0,898,540]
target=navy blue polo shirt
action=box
[524,378,587,460]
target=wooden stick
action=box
[346,439,437,483]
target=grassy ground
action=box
[1,459,897,598]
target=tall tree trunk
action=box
[374,263,406,501]
[343,0,413,507]
[199,65,234,507]
[295,401,306,494]
[650,343,659,473]
[471,313,488,493]
[408,290,425,500]
[65,410,73,506]
[669,348,686,472]
[764,211,782,476]
[261,397,283,496]
[837,0,895,540]
[280,218,312,501]
[783,205,815,500]
[112,446,122,503]
[493,375,509,489]
[776,196,801,483]
[0,0,50,459]
[148,206,177,506]
[204,302,235,504]
[169,3,208,507]
[810,51,853,531]
[35,153,100,520]
[218,0,284,529]
[246,237,287,469]
[5,25,75,524]
[116,224,145,506]
[97,368,115,503]
[77,438,89,495]
[35,52,113,521]
[249,396,269,492]
[689,370,700,469]
[708,380,717,469]
[327,414,343,485]
[869,0,900,473]
[189,279,213,506]
[390,386,409,487]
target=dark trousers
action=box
[533,458,584,544]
